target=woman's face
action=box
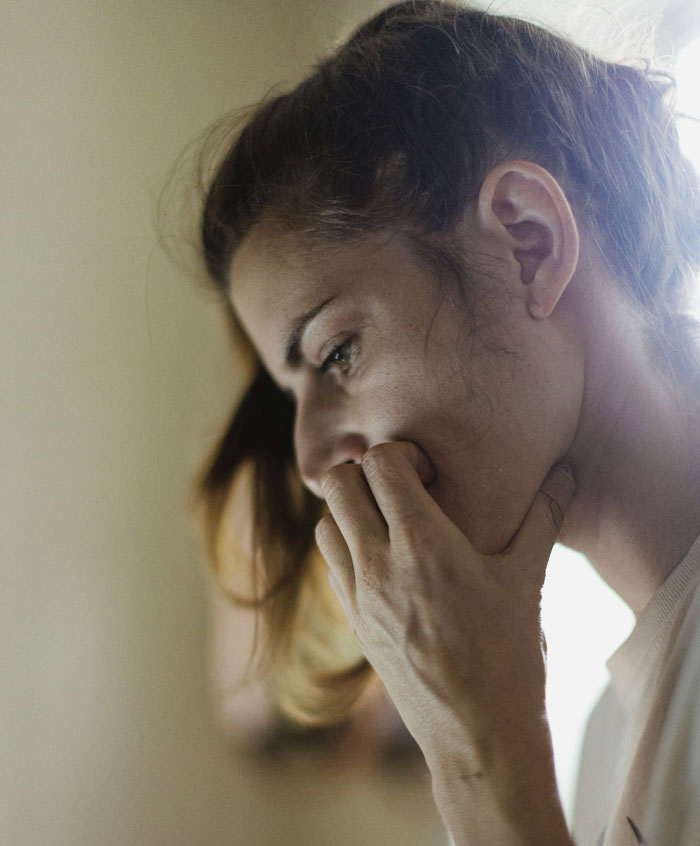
[229,224,584,554]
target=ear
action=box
[475,160,579,319]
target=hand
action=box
[314,442,575,843]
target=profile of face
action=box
[230,163,586,555]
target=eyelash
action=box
[319,336,356,376]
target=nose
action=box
[293,392,368,498]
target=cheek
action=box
[468,350,583,549]
[421,343,582,552]
[356,321,582,552]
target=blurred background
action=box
[2,1,699,844]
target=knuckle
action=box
[361,443,393,480]
[356,557,386,594]
[320,465,346,499]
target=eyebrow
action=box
[284,297,335,370]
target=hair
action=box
[194,0,700,725]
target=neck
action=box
[559,285,700,615]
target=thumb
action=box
[506,464,575,576]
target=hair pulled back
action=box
[197,1,700,724]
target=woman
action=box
[194,2,700,843]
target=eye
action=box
[319,336,356,376]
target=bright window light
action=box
[676,35,700,170]
[543,547,635,818]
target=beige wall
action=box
[2,2,448,844]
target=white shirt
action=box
[573,533,700,845]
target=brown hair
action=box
[196,0,700,724]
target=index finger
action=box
[360,441,444,535]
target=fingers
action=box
[506,464,575,577]
[315,513,354,605]
[322,441,459,567]
[320,463,387,559]
[318,442,442,602]
[359,442,443,533]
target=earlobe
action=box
[476,161,579,319]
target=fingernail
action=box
[555,462,575,481]
[414,444,437,487]
[542,464,576,511]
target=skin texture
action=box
[319,446,576,844]
[229,160,700,843]
[230,164,584,557]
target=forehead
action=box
[228,226,416,361]
[229,226,322,328]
